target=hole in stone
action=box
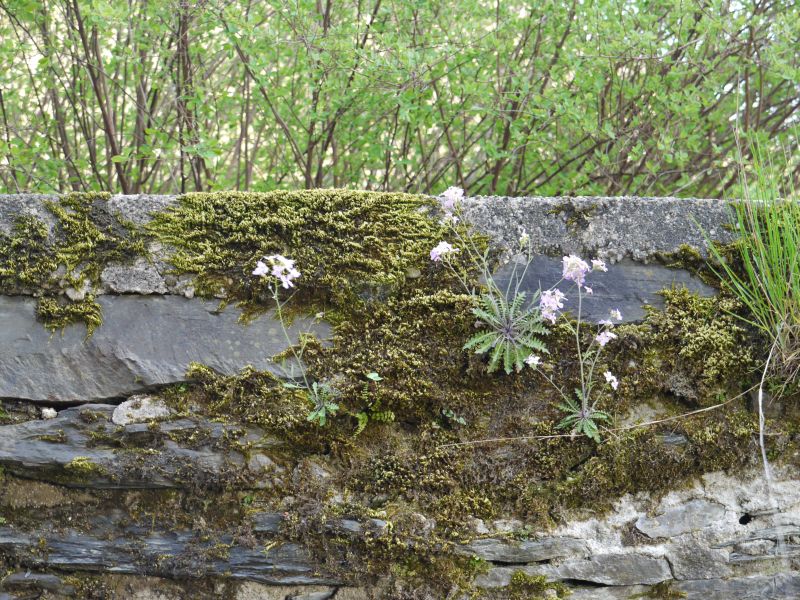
[739,513,753,525]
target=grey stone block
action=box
[636,499,727,538]
[458,536,589,563]
[0,294,329,403]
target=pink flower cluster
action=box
[440,186,463,223]
[253,254,301,289]
[430,241,459,262]
[539,289,565,323]
[562,254,606,290]
[604,371,619,390]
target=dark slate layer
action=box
[491,256,716,323]
[0,295,328,403]
[0,523,338,586]
[0,404,277,489]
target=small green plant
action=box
[434,188,621,441]
[353,375,395,436]
[253,254,340,427]
[556,390,611,442]
[464,289,549,374]
[304,381,340,426]
[441,408,467,426]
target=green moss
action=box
[0,215,58,289]
[64,456,107,479]
[507,571,570,599]
[147,190,465,311]
[44,192,146,284]
[0,192,146,332]
[638,288,755,405]
[35,430,67,443]
[37,294,103,336]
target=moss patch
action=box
[0,192,146,331]
[147,189,469,312]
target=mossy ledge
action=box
[0,192,797,599]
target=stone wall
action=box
[0,193,797,600]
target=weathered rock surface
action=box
[112,394,173,425]
[0,523,339,586]
[0,404,279,488]
[492,255,716,322]
[552,553,673,586]
[460,195,735,261]
[636,498,727,538]
[675,573,800,599]
[0,295,329,403]
[457,536,589,563]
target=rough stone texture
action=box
[551,553,673,586]
[459,195,735,261]
[0,195,736,303]
[667,544,733,580]
[457,536,589,563]
[100,257,169,294]
[112,394,173,425]
[492,255,716,322]
[0,524,339,586]
[0,294,329,403]
[0,404,280,488]
[468,469,800,597]
[234,583,337,600]
[675,574,800,599]
[0,572,76,596]
[636,498,727,538]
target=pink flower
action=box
[254,255,301,289]
[591,258,608,272]
[562,255,590,286]
[598,318,614,327]
[440,186,464,212]
[252,260,269,277]
[584,286,593,295]
[525,354,542,367]
[539,289,566,323]
[596,330,618,347]
[604,371,619,390]
[430,241,458,261]
[610,308,623,321]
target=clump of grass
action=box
[707,146,800,391]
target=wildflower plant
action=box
[430,195,550,373]
[463,289,549,374]
[252,254,338,426]
[529,256,622,442]
[431,187,621,440]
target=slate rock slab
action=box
[0,294,329,403]
[636,499,727,538]
[0,525,339,586]
[675,574,800,600]
[551,554,672,586]
[0,404,277,489]
[491,256,716,323]
[457,536,589,563]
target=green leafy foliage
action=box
[556,389,611,443]
[1,1,799,197]
[304,382,340,427]
[464,290,548,374]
